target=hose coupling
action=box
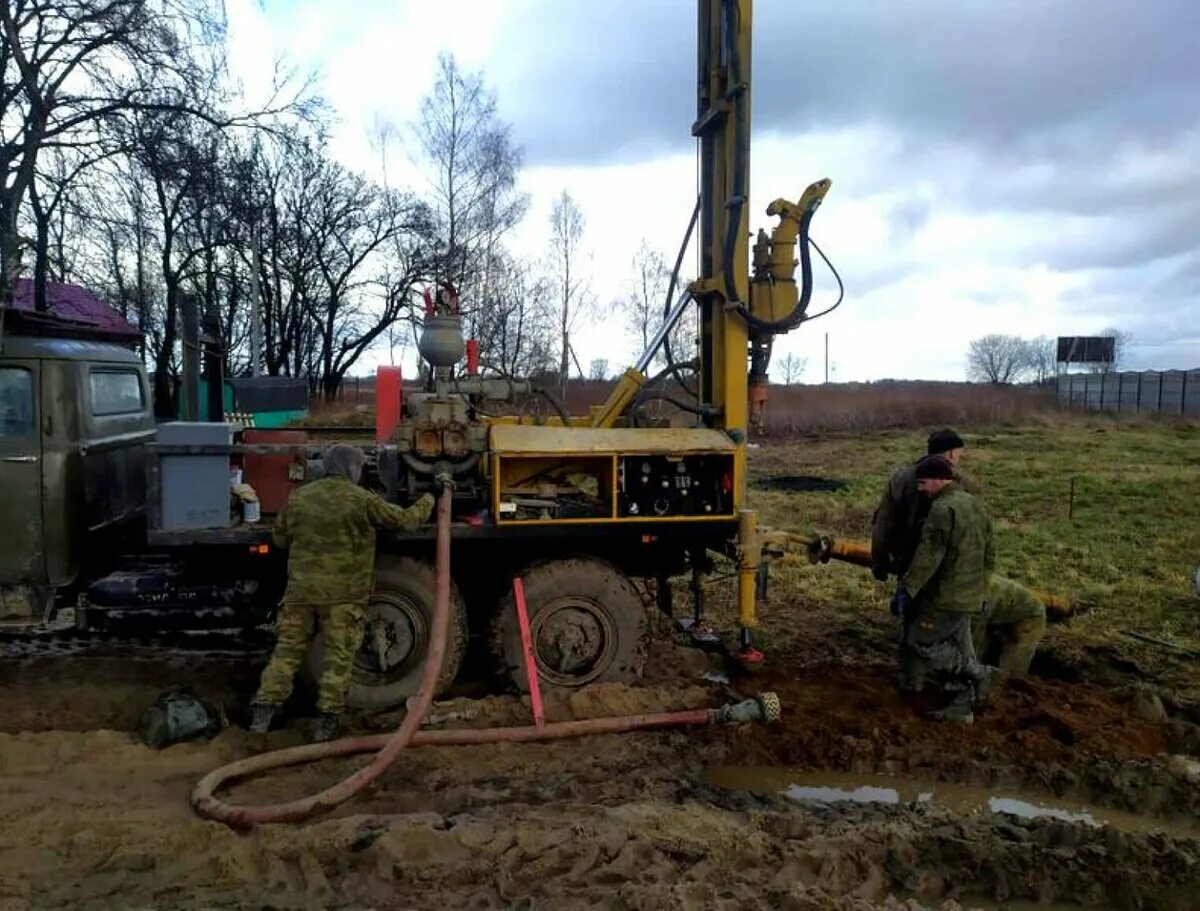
[712,692,782,726]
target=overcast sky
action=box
[228,0,1200,382]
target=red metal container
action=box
[243,429,307,515]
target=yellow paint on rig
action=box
[749,179,833,323]
[590,367,646,428]
[737,509,760,629]
[490,424,736,455]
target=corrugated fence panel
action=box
[1187,371,1200,415]
[1057,368,1197,414]
[1139,372,1161,412]
[1119,373,1140,413]
[1160,371,1185,415]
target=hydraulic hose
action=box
[193,486,781,829]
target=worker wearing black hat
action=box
[870,428,978,582]
[893,454,995,723]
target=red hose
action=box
[193,486,455,828]
[192,487,743,828]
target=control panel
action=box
[618,454,733,518]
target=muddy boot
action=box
[248,703,277,734]
[929,704,974,724]
[973,666,1001,708]
[930,688,974,725]
[313,713,342,743]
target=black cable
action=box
[799,236,845,322]
[629,392,717,428]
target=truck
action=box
[0,0,836,714]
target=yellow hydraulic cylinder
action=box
[589,368,645,428]
[737,509,760,629]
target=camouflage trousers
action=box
[974,600,1047,678]
[254,601,366,715]
[899,608,988,709]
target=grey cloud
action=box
[492,1,1200,166]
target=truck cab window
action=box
[0,368,34,437]
[90,369,144,416]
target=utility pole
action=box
[824,332,829,384]
[249,222,262,377]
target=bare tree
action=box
[475,252,555,378]
[777,352,806,385]
[412,53,526,300]
[588,358,609,381]
[0,0,233,304]
[1024,335,1057,383]
[1096,327,1133,373]
[966,334,1031,384]
[549,189,589,396]
[621,241,668,362]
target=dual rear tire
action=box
[305,555,647,712]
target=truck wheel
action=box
[305,556,467,712]
[493,558,648,691]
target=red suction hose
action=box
[192,487,780,828]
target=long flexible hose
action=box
[193,487,778,829]
[193,486,456,828]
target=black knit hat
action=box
[927,428,965,456]
[915,454,956,481]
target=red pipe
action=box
[512,576,545,726]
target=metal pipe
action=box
[800,532,1075,621]
[635,291,693,373]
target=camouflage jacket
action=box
[982,575,1044,628]
[871,461,980,577]
[901,484,994,614]
[273,477,435,605]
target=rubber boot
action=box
[248,703,276,734]
[313,713,342,743]
[930,690,974,725]
[973,666,1000,708]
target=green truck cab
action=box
[1,335,154,623]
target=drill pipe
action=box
[798,533,1074,621]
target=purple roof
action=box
[9,279,141,340]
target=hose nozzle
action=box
[712,692,782,726]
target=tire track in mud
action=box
[2,638,1200,909]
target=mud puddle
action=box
[705,766,1200,839]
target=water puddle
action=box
[704,766,1200,838]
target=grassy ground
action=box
[717,418,1200,701]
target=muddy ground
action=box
[2,617,1200,911]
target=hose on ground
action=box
[192,485,456,828]
[193,487,781,829]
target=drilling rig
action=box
[0,0,837,713]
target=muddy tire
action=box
[305,555,468,713]
[493,557,648,691]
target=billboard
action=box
[1056,336,1115,364]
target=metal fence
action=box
[1057,369,1200,415]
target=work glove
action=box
[872,563,890,583]
[890,587,912,619]
[433,472,455,494]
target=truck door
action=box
[0,361,45,585]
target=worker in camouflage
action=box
[895,454,996,724]
[250,444,435,742]
[871,428,980,581]
[975,575,1047,678]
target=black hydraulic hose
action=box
[629,391,718,428]
[721,0,749,316]
[799,236,845,323]
[528,384,573,426]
